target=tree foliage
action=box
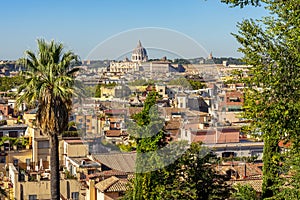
[17,39,80,200]
[125,90,230,199]
[231,184,258,200]
[0,75,24,92]
[221,0,260,8]
[127,90,166,199]
[168,77,205,90]
[230,0,300,198]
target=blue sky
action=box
[0,0,268,60]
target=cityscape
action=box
[0,1,299,200]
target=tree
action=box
[0,75,24,92]
[231,184,258,200]
[226,0,300,198]
[158,142,230,200]
[17,39,80,200]
[221,0,260,8]
[128,90,167,199]
[123,141,231,200]
[125,90,230,199]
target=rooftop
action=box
[93,152,136,173]
[95,176,128,192]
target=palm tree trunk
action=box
[50,134,60,200]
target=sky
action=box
[0,0,268,60]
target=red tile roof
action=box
[105,130,128,137]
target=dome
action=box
[131,40,148,62]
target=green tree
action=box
[168,77,191,88]
[125,90,230,199]
[128,90,167,199]
[187,79,205,90]
[221,0,260,8]
[158,142,230,200]
[0,75,24,92]
[17,39,80,200]
[231,184,258,200]
[226,0,300,198]
[124,141,230,200]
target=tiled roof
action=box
[216,163,263,179]
[106,179,128,192]
[87,169,129,179]
[164,120,181,130]
[105,130,128,137]
[109,117,122,123]
[95,176,129,192]
[228,179,263,192]
[104,109,127,115]
[95,176,118,192]
[64,139,84,144]
[93,152,136,173]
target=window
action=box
[72,192,79,200]
[228,106,242,112]
[29,195,37,200]
[229,97,241,102]
[38,141,50,149]
[9,131,18,137]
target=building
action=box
[75,114,99,135]
[0,98,13,117]
[131,40,148,63]
[8,163,83,200]
[95,176,128,200]
[109,61,139,73]
[180,124,240,144]
[218,90,244,123]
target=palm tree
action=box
[17,39,80,200]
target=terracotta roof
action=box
[64,139,84,144]
[164,120,181,130]
[93,153,136,172]
[216,163,263,179]
[105,130,128,137]
[106,179,128,192]
[95,176,129,192]
[87,169,129,179]
[95,176,118,192]
[228,179,263,193]
[109,117,122,123]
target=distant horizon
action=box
[0,55,244,62]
